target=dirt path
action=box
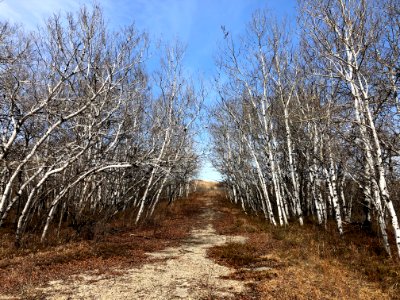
[2,184,397,299]
[35,192,247,299]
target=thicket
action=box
[0,6,202,246]
[210,0,400,257]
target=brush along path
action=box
[34,188,248,299]
[210,195,397,299]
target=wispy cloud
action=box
[102,0,198,43]
[0,0,80,28]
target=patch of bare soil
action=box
[29,191,249,299]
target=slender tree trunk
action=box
[284,106,303,225]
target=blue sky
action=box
[0,0,297,181]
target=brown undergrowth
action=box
[0,193,206,298]
[208,190,400,300]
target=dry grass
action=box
[193,180,223,192]
[2,184,399,299]
[208,191,400,300]
[0,193,206,298]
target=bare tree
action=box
[0,5,201,245]
[300,0,400,256]
[211,1,400,257]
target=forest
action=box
[0,6,202,247]
[210,0,400,257]
[0,0,399,287]
[1,0,400,298]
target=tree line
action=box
[0,6,202,246]
[210,0,400,257]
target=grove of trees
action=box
[210,0,400,257]
[1,0,399,261]
[0,6,202,246]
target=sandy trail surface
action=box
[36,193,247,299]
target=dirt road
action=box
[34,191,248,299]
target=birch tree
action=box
[211,1,400,257]
[0,5,201,245]
[300,0,400,256]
